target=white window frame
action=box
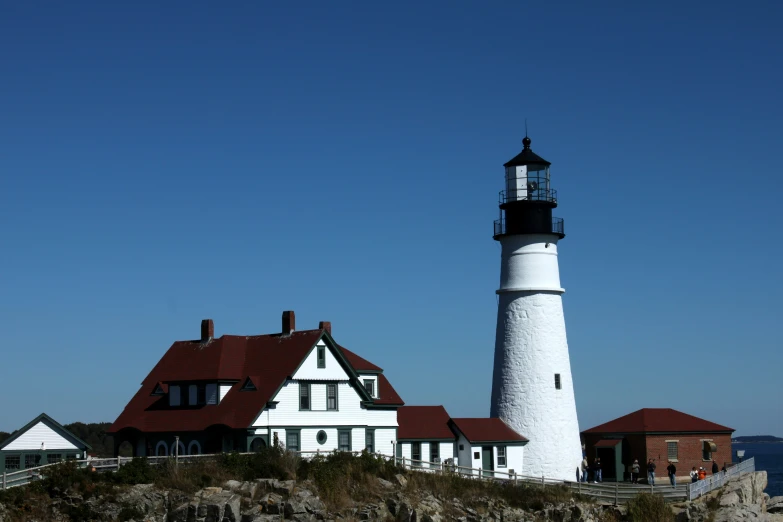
[497,445,507,467]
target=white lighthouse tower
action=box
[489,136,582,481]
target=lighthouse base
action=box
[490,290,582,481]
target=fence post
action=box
[614,482,618,506]
[541,474,545,487]
[175,436,179,468]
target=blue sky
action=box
[1,1,781,436]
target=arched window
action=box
[171,440,186,457]
[188,440,202,455]
[155,441,168,457]
[250,437,267,452]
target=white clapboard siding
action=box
[4,421,79,451]
[219,384,232,402]
[257,381,397,427]
[505,445,524,474]
[374,429,395,456]
[401,442,412,460]
[300,428,339,453]
[311,384,326,411]
[292,341,346,381]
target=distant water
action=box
[733,442,783,497]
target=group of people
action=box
[579,457,727,487]
[578,456,603,483]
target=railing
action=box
[1,452,757,506]
[687,458,755,500]
[499,188,557,204]
[493,217,564,237]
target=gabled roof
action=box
[0,413,92,451]
[582,408,734,435]
[109,328,403,434]
[450,418,528,444]
[397,406,455,440]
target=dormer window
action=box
[151,383,165,396]
[241,378,257,391]
[206,383,217,404]
[169,385,181,407]
[363,379,375,398]
[317,346,325,368]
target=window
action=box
[47,454,62,464]
[364,379,375,397]
[5,455,20,470]
[25,454,41,469]
[206,383,218,404]
[702,440,714,461]
[366,429,375,453]
[317,430,328,445]
[554,374,561,390]
[197,384,206,404]
[189,384,197,405]
[338,430,351,452]
[473,451,480,459]
[299,382,310,410]
[241,378,256,391]
[497,446,507,468]
[459,444,464,451]
[151,383,165,396]
[286,431,300,452]
[169,385,181,406]
[412,442,421,466]
[327,383,338,410]
[667,441,679,461]
[430,442,439,468]
[317,345,325,368]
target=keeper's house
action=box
[581,408,734,482]
[109,313,404,457]
[1,413,91,471]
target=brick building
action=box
[581,408,733,482]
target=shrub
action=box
[114,457,158,484]
[626,492,674,522]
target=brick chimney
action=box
[319,321,332,335]
[282,310,295,335]
[201,319,214,342]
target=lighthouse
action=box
[489,136,582,481]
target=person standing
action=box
[667,461,677,487]
[581,457,589,482]
[631,459,640,484]
[690,466,698,483]
[595,458,603,483]
[698,467,707,480]
[647,458,656,485]
[712,461,719,475]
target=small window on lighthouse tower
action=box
[554,374,561,390]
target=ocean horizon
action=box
[732,442,783,497]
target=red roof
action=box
[397,406,454,440]
[582,409,734,434]
[450,418,528,443]
[374,374,404,405]
[338,344,383,372]
[109,329,403,433]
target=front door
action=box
[482,446,494,477]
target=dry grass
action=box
[626,493,675,522]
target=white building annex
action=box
[0,413,91,471]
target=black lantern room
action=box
[493,136,565,239]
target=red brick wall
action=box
[645,433,732,477]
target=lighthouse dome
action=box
[503,136,551,167]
